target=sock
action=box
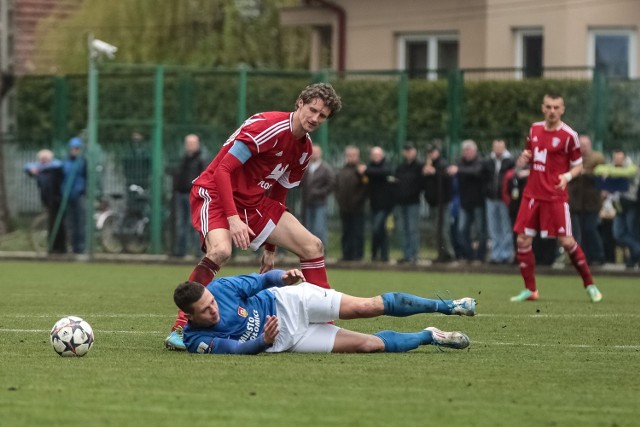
[172,258,221,331]
[381,292,452,316]
[188,257,220,285]
[568,243,593,287]
[300,257,331,289]
[516,245,536,292]
[374,330,432,353]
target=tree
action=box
[33,0,310,74]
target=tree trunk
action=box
[0,73,15,235]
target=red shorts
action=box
[190,185,287,252]
[513,196,572,238]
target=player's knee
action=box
[359,336,384,353]
[205,243,232,265]
[300,235,324,259]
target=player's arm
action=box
[212,141,256,249]
[200,316,279,355]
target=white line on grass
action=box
[1,329,638,350]
[0,314,168,318]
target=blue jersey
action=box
[183,270,285,354]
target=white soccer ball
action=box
[50,316,95,357]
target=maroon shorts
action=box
[190,185,287,252]
[513,196,572,238]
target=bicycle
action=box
[99,184,173,254]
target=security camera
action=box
[91,39,118,59]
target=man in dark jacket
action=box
[423,143,455,262]
[449,139,487,262]
[335,146,368,261]
[25,149,66,253]
[173,134,206,257]
[395,144,423,264]
[484,139,515,264]
[365,146,396,262]
[300,144,334,249]
[62,137,88,254]
[568,135,605,265]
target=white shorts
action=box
[266,282,342,353]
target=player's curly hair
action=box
[173,281,205,314]
[296,83,342,118]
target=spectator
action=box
[449,140,487,263]
[394,144,423,264]
[172,134,206,258]
[300,144,335,250]
[61,137,88,254]
[423,143,455,263]
[485,139,515,264]
[123,131,151,199]
[568,135,606,265]
[335,146,368,261]
[24,149,66,253]
[595,149,640,268]
[365,146,396,263]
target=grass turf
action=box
[0,261,638,426]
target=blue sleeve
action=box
[212,335,271,355]
[228,140,252,164]
[263,269,285,288]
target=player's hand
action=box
[555,173,570,191]
[260,249,276,273]
[517,150,532,167]
[228,215,255,250]
[281,269,305,286]
[263,315,279,345]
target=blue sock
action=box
[381,292,452,317]
[374,330,433,353]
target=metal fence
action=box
[4,65,640,255]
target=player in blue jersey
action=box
[173,269,475,354]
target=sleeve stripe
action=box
[570,158,583,167]
[254,120,290,146]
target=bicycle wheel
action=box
[123,215,149,254]
[101,213,124,253]
[30,213,49,254]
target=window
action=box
[515,29,543,79]
[588,29,637,79]
[398,34,458,80]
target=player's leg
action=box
[267,211,331,289]
[511,197,539,301]
[332,328,469,353]
[555,201,601,302]
[338,293,475,319]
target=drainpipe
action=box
[304,0,346,71]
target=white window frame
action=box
[587,28,637,79]
[397,33,458,80]
[514,28,543,80]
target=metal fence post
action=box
[447,69,464,159]
[52,76,68,152]
[85,35,99,257]
[150,64,164,254]
[237,65,248,126]
[396,71,408,153]
[592,69,607,152]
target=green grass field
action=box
[0,261,638,427]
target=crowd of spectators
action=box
[299,138,640,269]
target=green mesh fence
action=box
[7,65,640,255]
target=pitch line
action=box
[1,329,639,350]
[1,313,638,320]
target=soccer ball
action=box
[50,316,94,357]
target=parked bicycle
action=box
[99,184,173,254]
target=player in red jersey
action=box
[511,93,602,303]
[165,83,342,350]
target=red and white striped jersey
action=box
[193,111,312,208]
[522,121,582,202]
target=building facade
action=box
[281,0,639,79]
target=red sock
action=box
[172,257,221,331]
[516,245,536,292]
[300,257,331,289]
[188,257,220,285]
[568,243,593,287]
